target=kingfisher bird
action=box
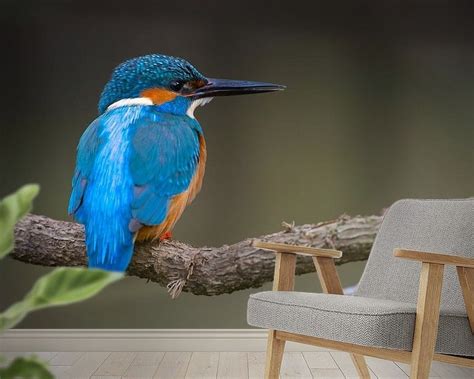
[68,54,284,272]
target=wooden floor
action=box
[2,351,474,378]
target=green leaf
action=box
[0,184,40,259]
[0,268,122,330]
[0,356,53,379]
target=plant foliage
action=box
[0,268,122,331]
[0,357,54,379]
[0,185,122,378]
[0,184,39,258]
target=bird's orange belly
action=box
[136,134,207,242]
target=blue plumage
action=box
[129,106,201,226]
[69,104,201,271]
[69,53,283,272]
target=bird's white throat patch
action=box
[107,97,213,119]
[107,98,153,111]
[186,97,213,119]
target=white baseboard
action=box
[0,329,324,352]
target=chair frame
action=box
[253,240,474,379]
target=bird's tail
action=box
[84,214,134,272]
[80,177,135,272]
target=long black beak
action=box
[191,78,285,99]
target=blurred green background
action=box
[1,1,473,328]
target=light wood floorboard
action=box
[154,352,191,379]
[123,352,165,378]
[280,352,312,378]
[365,357,407,378]
[66,352,111,378]
[430,360,474,378]
[247,352,265,379]
[3,350,473,378]
[51,352,85,366]
[217,352,249,378]
[302,352,338,369]
[48,365,72,378]
[185,352,219,378]
[395,362,441,378]
[310,368,345,378]
[94,352,137,376]
[330,352,377,379]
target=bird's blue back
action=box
[69,104,202,271]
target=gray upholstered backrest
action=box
[356,199,474,315]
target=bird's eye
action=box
[169,80,185,92]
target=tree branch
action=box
[11,213,382,297]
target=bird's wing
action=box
[129,112,201,227]
[68,117,101,221]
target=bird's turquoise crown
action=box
[98,54,206,114]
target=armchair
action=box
[248,199,474,379]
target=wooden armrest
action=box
[253,240,342,259]
[395,248,474,333]
[257,239,345,295]
[394,249,474,268]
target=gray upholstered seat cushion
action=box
[247,291,474,356]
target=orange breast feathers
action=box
[136,135,207,241]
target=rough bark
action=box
[11,213,382,297]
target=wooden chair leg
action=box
[314,256,371,378]
[351,354,371,378]
[265,330,285,379]
[264,252,295,378]
[410,262,444,379]
[457,266,474,332]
